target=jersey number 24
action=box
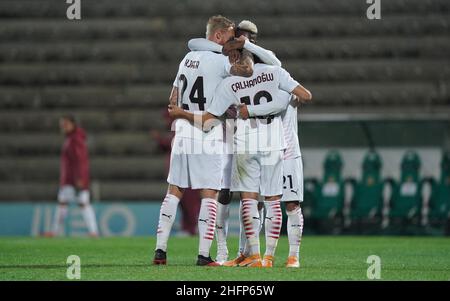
[178,74,206,111]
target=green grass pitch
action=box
[0,236,449,280]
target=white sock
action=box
[52,204,68,235]
[258,204,265,234]
[215,202,229,257]
[198,198,217,257]
[241,199,260,256]
[240,203,264,257]
[264,200,282,257]
[243,204,264,256]
[287,206,304,258]
[156,194,180,251]
[81,204,98,235]
[238,201,247,256]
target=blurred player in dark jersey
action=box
[46,115,98,237]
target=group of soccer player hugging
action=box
[153,16,312,268]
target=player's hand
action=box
[222,37,245,56]
[168,104,183,119]
[292,95,308,104]
[228,49,240,64]
[236,35,248,42]
[238,104,249,119]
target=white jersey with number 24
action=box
[172,50,231,141]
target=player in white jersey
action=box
[168,52,312,267]
[243,94,306,268]
[218,22,307,268]
[188,20,281,264]
[186,20,283,264]
[154,16,281,267]
[280,96,305,267]
[153,15,237,267]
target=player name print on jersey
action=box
[184,59,200,69]
[231,72,274,92]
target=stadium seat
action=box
[310,150,345,234]
[1,0,449,19]
[388,151,423,234]
[0,63,180,85]
[0,133,159,157]
[0,110,167,132]
[0,180,166,201]
[0,157,166,182]
[0,41,176,63]
[0,85,169,109]
[347,151,385,234]
[426,151,450,234]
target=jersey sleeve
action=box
[172,73,180,87]
[207,81,236,117]
[188,38,223,53]
[243,40,282,67]
[172,62,183,87]
[221,55,232,77]
[277,67,299,93]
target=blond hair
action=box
[206,15,235,38]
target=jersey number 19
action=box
[240,90,274,123]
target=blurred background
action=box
[0,0,449,236]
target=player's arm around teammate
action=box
[189,37,281,67]
[239,84,312,119]
[155,15,247,267]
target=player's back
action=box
[220,63,289,153]
[281,97,302,160]
[174,50,230,140]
